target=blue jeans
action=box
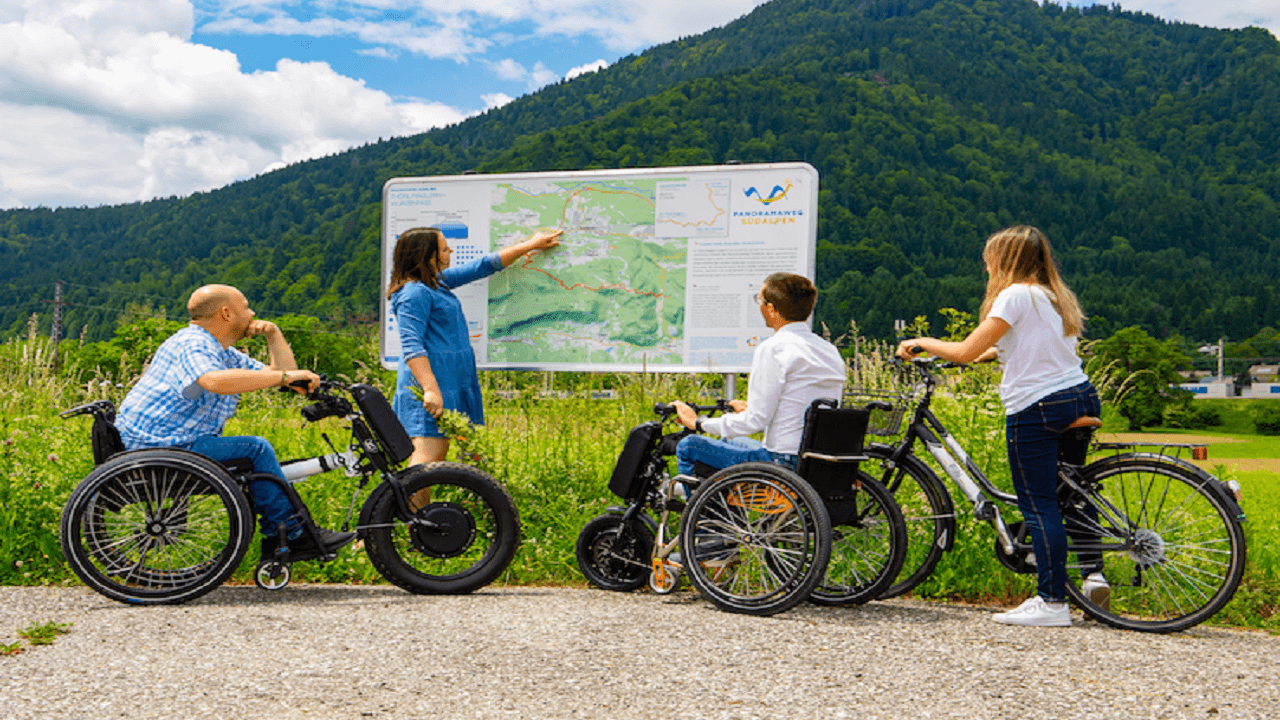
[183,435,298,537]
[1006,381,1101,603]
[675,435,797,475]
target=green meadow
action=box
[2,334,1276,632]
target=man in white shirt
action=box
[671,272,846,475]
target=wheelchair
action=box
[577,398,907,616]
[59,381,521,605]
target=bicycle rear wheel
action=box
[863,444,955,599]
[680,463,830,616]
[1062,455,1247,633]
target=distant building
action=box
[1177,376,1236,398]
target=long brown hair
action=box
[386,227,444,297]
[979,226,1085,337]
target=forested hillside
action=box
[1,0,1277,344]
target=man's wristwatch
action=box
[695,418,704,434]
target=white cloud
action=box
[485,58,560,90]
[566,58,608,80]
[0,0,470,209]
[482,92,515,109]
[1109,0,1279,38]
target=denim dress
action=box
[390,253,503,437]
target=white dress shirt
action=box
[701,322,846,455]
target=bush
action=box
[1253,404,1280,435]
[1163,399,1223,430]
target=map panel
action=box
[487,180,687,365]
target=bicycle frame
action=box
[877,362,1024,555]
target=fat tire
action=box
[59,449,254,605]
[363,462,519,594]
[680,463,830,616]
[1062,455,1247,633]
[576,513,655,592]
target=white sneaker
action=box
[992,596,1071,627]
[1081,572,1111,612]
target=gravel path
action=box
[2,585,1277,720]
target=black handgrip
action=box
[866,401,894,412]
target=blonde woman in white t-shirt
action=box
[897,226,1103,627]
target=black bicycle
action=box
[576,399,906,616]
[59,379,520,605]
[854,358,1247,632]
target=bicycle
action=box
[575,399,906,616]
[59,379,520,605]
[853,357,1247,632]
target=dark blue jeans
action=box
[1006,381,1101,603]
[675,435,797,475]
[183,435,298,537]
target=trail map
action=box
[381,164,817,373]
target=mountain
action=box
[1,0,1277,344]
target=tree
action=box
[1087,326,1190,430]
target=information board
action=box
[381,162,819,373]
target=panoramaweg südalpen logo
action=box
[736,179,802,225]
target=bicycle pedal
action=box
[973,501,996,521]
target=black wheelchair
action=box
[59,380,520,605]
[577,398,907,616]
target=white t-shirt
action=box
[988,283,1087,415]
[701,322,846,454]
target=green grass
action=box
[2,334,1277,631]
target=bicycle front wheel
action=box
[363,462,520,594]
[863,444,956,599]
[1062,455,1247,633]
[810,471,908,606]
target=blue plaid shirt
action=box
[116,325,264,448]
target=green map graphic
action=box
[487,180,687,365]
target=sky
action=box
[1,0,1277,211]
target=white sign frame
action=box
[381,162,819,373]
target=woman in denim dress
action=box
[388,226,562,465]
[897,225,1103,627]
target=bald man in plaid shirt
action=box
[115,284,354,554]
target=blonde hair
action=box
[979,226,1085,337]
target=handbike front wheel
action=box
[363,462,520,594]
[680,463,831,616]
[59,449,254,605]
[576,513,654,592]
[1061,455,1247,633]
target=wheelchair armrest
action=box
[800,452,869,463]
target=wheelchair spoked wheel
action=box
[362,462,520,594]
[576,513,655,592]
[809,472,908,606]
[680,463,831,616]
[60,449,255,605]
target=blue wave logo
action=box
[743,181,795,205]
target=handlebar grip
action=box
[654,403,674,415]
[866,401,894,412]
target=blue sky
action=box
[1,0,1276,211]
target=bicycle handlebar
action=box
[652,399,734,419]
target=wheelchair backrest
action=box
[84,401,126,466]
[795,398,871,505]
